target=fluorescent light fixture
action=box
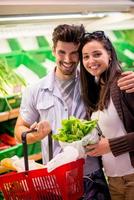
[0,12,108,22]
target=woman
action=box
[79,31,134,200]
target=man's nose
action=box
[64,54,71,62]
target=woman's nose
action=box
[88,56,95,64]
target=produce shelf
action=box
[0,108,19,122]
[0,141,41,161]
[0,52,48,112]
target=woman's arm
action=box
[85,133,134,157]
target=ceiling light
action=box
[0,12,108,22]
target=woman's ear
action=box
[108,52,111,60]
[109,55,112,65]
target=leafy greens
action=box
[52,116,98,143]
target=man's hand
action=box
[29,121,52,142]
[118,71,134,93]
[15,115,52,144]
[85,137,111,157]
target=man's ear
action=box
[52,47,55,56]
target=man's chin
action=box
[63,70,75,76]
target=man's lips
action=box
[62,63,73,70]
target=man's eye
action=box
[83,55,89,60]
[72,52,78,56]
[58,51,65,55]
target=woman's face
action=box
[82,40,111,78]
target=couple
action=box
[15,24,134,200]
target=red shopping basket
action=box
[0,130,84,200]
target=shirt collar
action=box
[40,67,79,91]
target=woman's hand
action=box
[85,137,111,157]
[118,71,134,93]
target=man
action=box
[15,24,134,199]
[117,71,134,93]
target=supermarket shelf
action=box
[0,108,19,122]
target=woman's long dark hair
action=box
[79,31,122,114]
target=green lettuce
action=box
[53,116,97,143]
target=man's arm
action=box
[15,115,51,144]
[118,71,134,93]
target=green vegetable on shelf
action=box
[0,58,26,97]
[52,116,98,143]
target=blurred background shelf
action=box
[0,141,41,160]
[0,108,19,122]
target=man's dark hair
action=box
[52,24,85,48]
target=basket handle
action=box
[22,129,53,171]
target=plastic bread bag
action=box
[13,158,46,172]
[0,155,20,171]
[47,146,79,172]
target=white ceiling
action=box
[0,0,134,15]
[0,0,133,30]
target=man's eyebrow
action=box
[58,49,65,53]
[71,50,79,53]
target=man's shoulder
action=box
[27,76,46,89]
[26,71,54,92]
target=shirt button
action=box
[65,108,68,111]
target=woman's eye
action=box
[93,53,102,58]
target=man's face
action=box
[53,41,79,79]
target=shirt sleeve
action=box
[109,89,134,157]
[109,132,134,156]
[20,86,39,125]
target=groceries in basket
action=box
[0,149,79,173]
[47,146,79,172]
[52,116,99,158]
[0,127,84,200]
[0,158,84,200]
[0,155,45,172]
